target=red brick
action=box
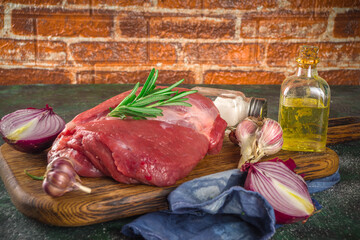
[119,13,149,38]
[156,70,196,84]
[204,70,285,84]
[149,42,179,63]
[93,0,150,6]
[2,0,61,4]
[267,43,307,67]
[267,42,360,68]
[203,0,277,10]
[36,16,113,38]
[12,8,113,38]
[0,68,71,85]
[12,14,35,36]
[150,16,235,39]
[69,42,147,65]
[68,0,150,6]
[37,40,67,64]
[0,39,66,64]
[76,70,149,84]
[0,6,4,31]
[0,39,35,63]
[319,70,360,85]
[157,0,202,9]
[67,0,89,4]
[184,43,265,66]
[241,10,328,39]
[158,0,277,9]
[316,42,360,67]
[76,70,195,84]
[288,0,360,9]
[334,10,360,38]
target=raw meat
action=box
[48,87,227,186]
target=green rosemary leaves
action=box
[108,68,197,120]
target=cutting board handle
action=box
[327,116,360,145]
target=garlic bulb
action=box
[43,157,91,197]
[233,117,283,168]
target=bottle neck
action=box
[248,98,267,118]
[296,64,318,78]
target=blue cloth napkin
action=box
[122,168,340,240]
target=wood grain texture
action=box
[0,135,339,227]
[327,116,360,145]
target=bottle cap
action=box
[248,98,267,118]
[296,45,320,66]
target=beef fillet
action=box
[47,87,227,187]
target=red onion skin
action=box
[3,134,57,154]
[0,105,65,154]
[243,159,315,224]
[274,209,311,224]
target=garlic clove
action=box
[263,137,284,155]
[257,118,283,147]
[235,118,259,168]
[254,118,283,161]
[235,118,258,144]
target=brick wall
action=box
[0,0,359,85]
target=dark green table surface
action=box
[0,84,359,240]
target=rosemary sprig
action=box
[108,68,197,119]
[25,170,44,180]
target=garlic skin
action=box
[235,118,258,168]
[43,157,91,197]
[235,118,258,145]
[234,117,283,168]
[254,118,283,162]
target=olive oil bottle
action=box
[278,45,330,152]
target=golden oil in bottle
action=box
[278,46,330,152]
[279,97,329,152]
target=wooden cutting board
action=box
[0,116,358,227]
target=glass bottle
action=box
[278,45,330,152]
[192,87,267,127]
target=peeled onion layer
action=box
[242,158,315,224]
[0,105,65,154]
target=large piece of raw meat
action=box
[48,87,227,187]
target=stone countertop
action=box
[0,84,359,240]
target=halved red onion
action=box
[0,105,65,154]
[242,159,315,224]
